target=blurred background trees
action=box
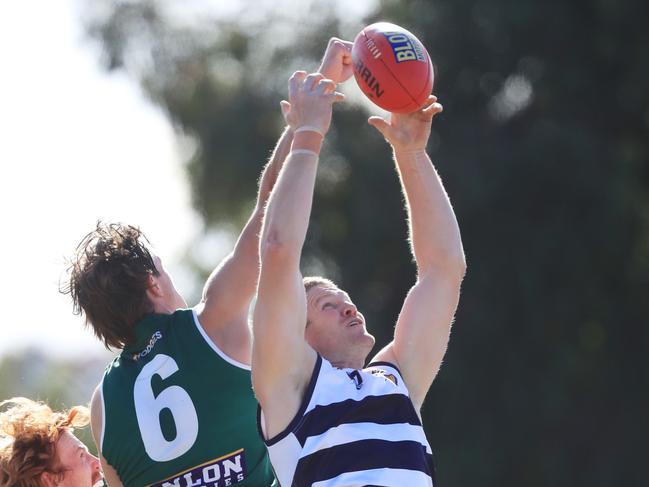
[3,0,646,484]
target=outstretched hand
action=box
[368,95,443,152]
[280,71,345,136]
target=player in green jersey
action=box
[62,42,352,487]
[65,181,286,485]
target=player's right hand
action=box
[368,95,443,152]
[280,71,345,135]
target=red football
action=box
[352,22,434,113]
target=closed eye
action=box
[322,302,335,310]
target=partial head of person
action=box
[62,222,186,349]
[303,276,376,369]
[0,398,102,487]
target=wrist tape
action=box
[294,125,325,137]
[291,149,319,158]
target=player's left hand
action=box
[367,95,443,152]
[318,38,354,85]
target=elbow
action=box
[259,230,299,265]
[446,260,467,287]
[445,246,467,283]
[456,252,468,281]
[420,252,467,286]
[449,253,467,284]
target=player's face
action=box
[153,255,188,311]
[53,430,102,487]
[305,285,375,365]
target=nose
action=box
[342,303,357,317]
[90,453,101,474]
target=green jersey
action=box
[100,309,275,487]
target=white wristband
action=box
[291,149,319,158]
[394,147,427,155]
[294,125,324,137]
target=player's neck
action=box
[152,301,175,315]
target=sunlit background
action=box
[0,0,378,357]
[1,0,647,485]
[0,0,200,358]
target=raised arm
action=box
[370,96,466,410]
[196,37,353,358]
[195,124,293,358]
[252,71,343,438]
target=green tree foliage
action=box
[0,349,110,454]
[83,0,648,484]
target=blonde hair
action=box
[303,276,338,293]
[0,398,90,487]
[303,276,340,327]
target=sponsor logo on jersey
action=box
[149,449,247,487]
[384,373,398,385]
[370,369,398,386]
[383,32,426,63]
[133,331,163,361]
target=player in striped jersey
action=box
[252,40,466,487]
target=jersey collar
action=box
[122,313,170,357]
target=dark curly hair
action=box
[61,222,159,349]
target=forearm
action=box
[230,125,294,257]
[373,150,464,404]
[257,125,294,209]
[394,149,465,277]
[261,132,322,256]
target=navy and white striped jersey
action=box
[258,355,435,487]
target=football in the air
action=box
[352,22,434,113]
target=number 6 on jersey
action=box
[134,354,199,461]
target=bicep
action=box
[200,207,265,328]
[251,249,314,404]
[377,273,462,408]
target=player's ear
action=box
[40,472,58,487]
[146,274,163,299]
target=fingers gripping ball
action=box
[352,22,434,113]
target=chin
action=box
[360,328,375,344]
[357,333,376,354]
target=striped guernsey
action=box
[258,355,435,486]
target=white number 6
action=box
[134,354,199,461]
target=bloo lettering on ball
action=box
[384,32,426,63]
